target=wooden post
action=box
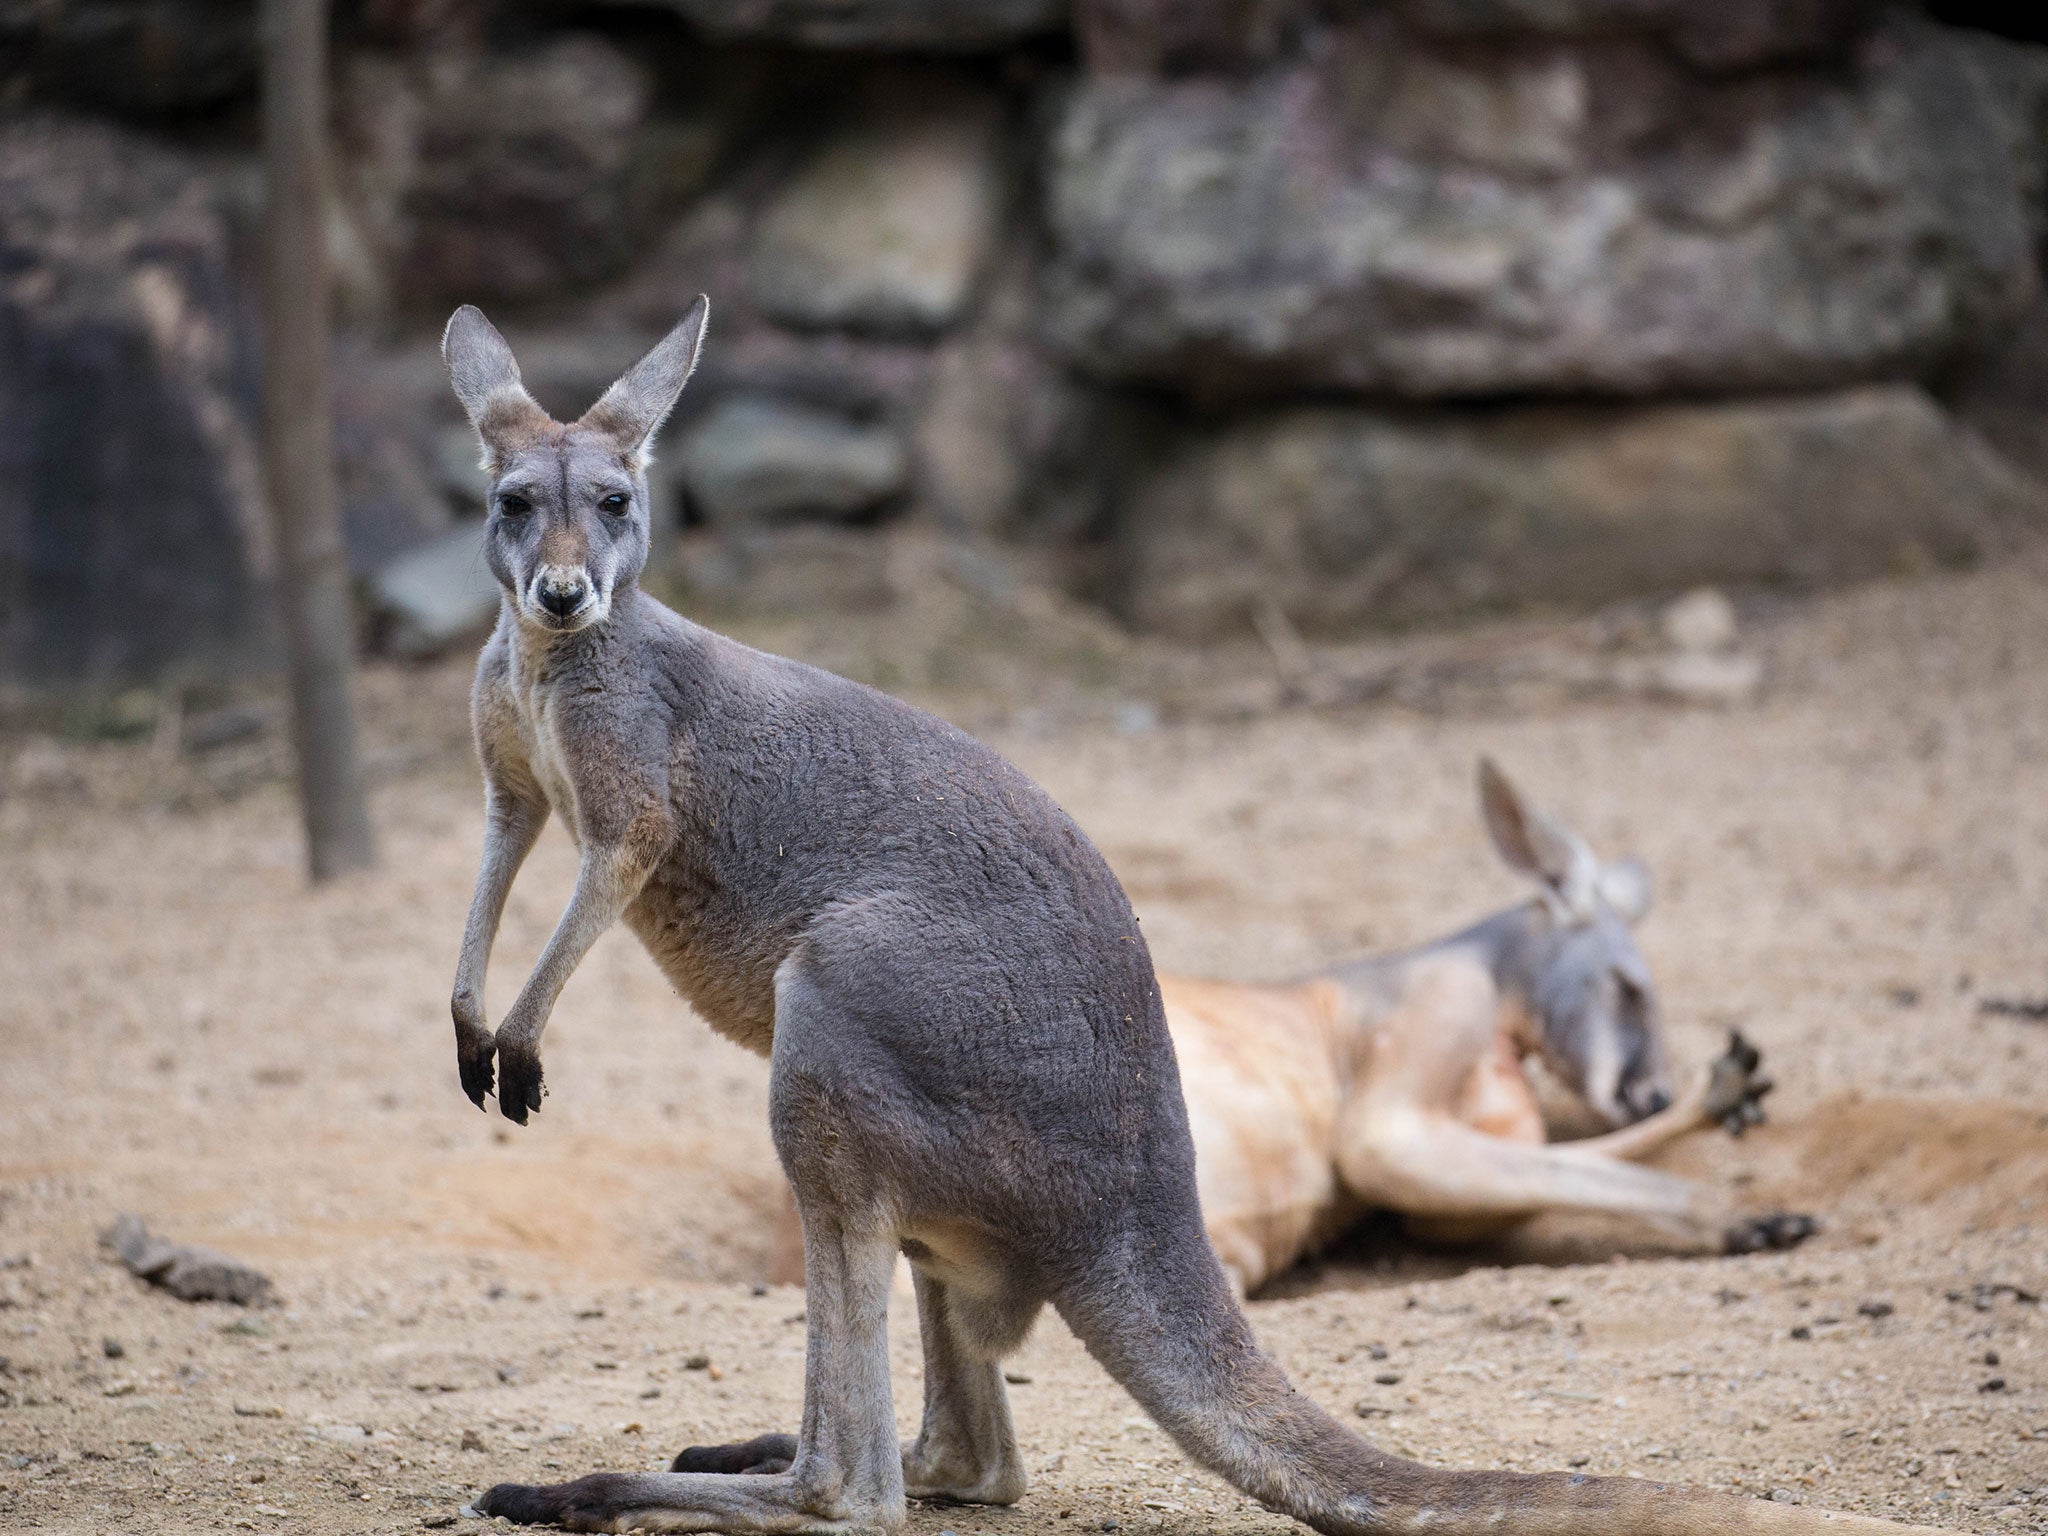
[260,0,377,880]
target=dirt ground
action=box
[3,552,2047,1535]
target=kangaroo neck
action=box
[503,585,642,689]
[1320,900,1554,1049]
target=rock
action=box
[1075,0,1304,74]
[337,37,658,306]
[332,342,460,576]
[1113,386,2047,636]
[0,0,258,116]
[914,254,1084,532]
[1392,0,1880,71]
[1659,589,1738,654]
[1947,294,2048,492]
[101,1215,273,1306]
[0,115,272,685]
[1075,0,1880,74]
[366,523,502,660]
[1608,650,1764,708]
[432,424,493,511]
[750,84,1004,337]
[673,397,909,526]
[676,528,897,614]
[628,0,1065,51]
[1044,18,2048,401]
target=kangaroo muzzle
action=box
[527,565,598,628]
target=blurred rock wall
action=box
[5,0,2048,678]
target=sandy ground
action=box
[3,556,2047,1535]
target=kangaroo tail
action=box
[1054,1220,1945,1536]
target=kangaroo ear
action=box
[442,305,551,471]
[1596,856,1653,923]
[579,296,710,463]
[1478,758,1598,918]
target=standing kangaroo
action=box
[444,298,1948,1535]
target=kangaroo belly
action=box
[623,873,783,1056]
[1162,977,1347,1291]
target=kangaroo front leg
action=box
[1339,1103,1722,1242]
[1566,1030,1775,1163]
[478,1217,906,1533]
[492,839,653,1124]
[451,788,548,1109]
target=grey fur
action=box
[442,307,1942,1536]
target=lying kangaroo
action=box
[443,297,1944,1534]
[1170,760,1801,1294]
[766,759,1801,1297]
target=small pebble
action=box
[423,1517,457,1530]
[1981,1378,2007,1393]
[1984,1351,2000,1366]
[1004,1371,1032,1385]
[1770,1488,1798,1503]
[101,1338,124,1359]
[1374,1372,1402,1386]
[684,1353,712,1371]
[1567,1455,1590,1468]
[460,1429,487,1453]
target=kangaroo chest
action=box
[509,670,586,840]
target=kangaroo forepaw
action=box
[670,1433,798,1475]
[452,996,496,1112]
[456,1034,495,1111]
[1705,1029,1771,1135]
[1724,1211,1818,1254]
[496,1040,545,1125]
[475,1473,634,1530]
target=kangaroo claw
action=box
[1705,1028,1773,1134]
[496,1038,545,1125]
[451,994,496,1111]
[1724,1211,1819,1254]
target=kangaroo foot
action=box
[475,1473,642,1530]
[1724,1211,1818,1254]
[494,1037,546,1125]
[670,1434,798,1475]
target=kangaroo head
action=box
[441,298,709,635]
[1477,757,1668,1129]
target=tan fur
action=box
[771,958,1728,1294]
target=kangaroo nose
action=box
[536,573,588,616]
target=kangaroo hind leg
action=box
[479,1210,903,1531]
[901,1268,1029,1504]
[484,957,912,1532]
[669,1268,1034,1505]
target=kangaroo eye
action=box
[599,492,630,515]
[498,492,532,517]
